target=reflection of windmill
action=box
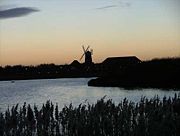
[80,45,93,65]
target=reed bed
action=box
[0,94,180,136]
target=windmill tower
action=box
[80,45,93,65]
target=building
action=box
[102,56,141,70]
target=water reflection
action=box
[0,78,179,112]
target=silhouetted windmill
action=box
[80,45,93,65]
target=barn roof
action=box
[102,56,141,65]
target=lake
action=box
[0,78,179,112]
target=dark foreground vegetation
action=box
[1,94,180,136]
[88,58,180,89]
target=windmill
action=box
[80,45,93,65]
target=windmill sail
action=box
[80,45,93,64]
[80,53,85,61]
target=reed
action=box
[0,94,180,136]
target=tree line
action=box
[0,63,97,80]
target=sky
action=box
[0,0,180,66]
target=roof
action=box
[102,56,141,65]
[70,60,81,66]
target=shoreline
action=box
[88,58,180,90]
[1,57,180,90]
[88,77,180,90]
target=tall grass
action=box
[0,94,180,136]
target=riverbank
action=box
[1,57,179,90]
[88,58,180,89]
[0,63,98,81]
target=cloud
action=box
[0,7,39,19]
[96,5,117,10]
[96,1,131,10]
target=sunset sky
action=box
[0,0,180,66]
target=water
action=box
[0,78,179,112]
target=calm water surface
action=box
[0,78,179,112]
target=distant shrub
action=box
[0,94,180,136]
